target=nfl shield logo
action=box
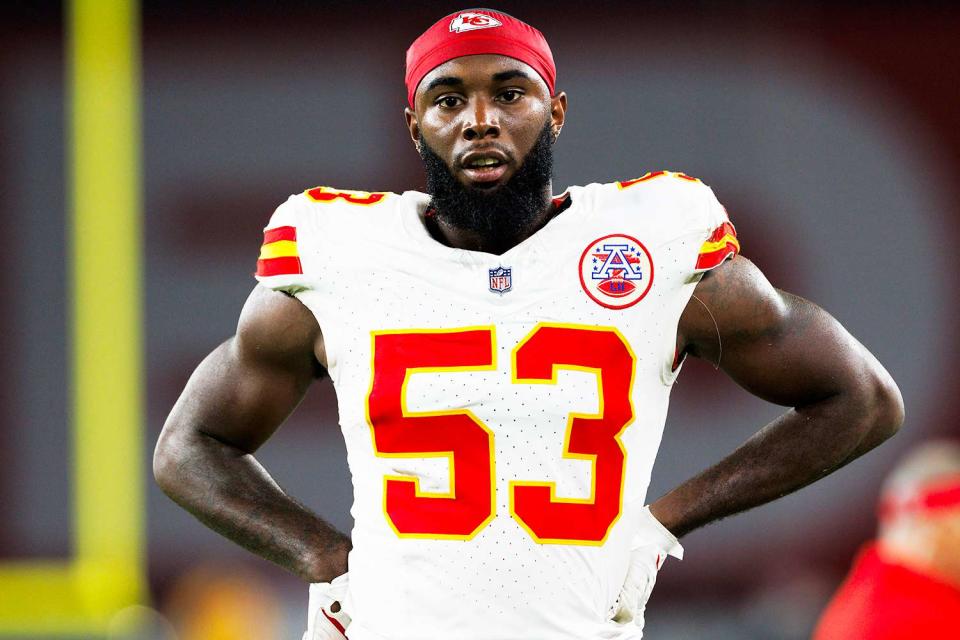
[489,266,512,295]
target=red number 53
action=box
[366,323,636,545]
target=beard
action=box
[419,122,554,247]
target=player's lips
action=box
[462,164,509,183]
[459,149,511,184]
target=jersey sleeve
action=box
[692,188,740,273]
[642,177,741,385]
[254,194,313,294]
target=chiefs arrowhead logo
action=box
[449,12,503,33]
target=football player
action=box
[154,8,904,639]
[813,441,960,639]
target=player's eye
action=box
[436,95,464,109]
[498,89,523,103]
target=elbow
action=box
[878,379,905,441]
[859,365,905,446]
[153,424,185,497]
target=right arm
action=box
[153,285,350,583]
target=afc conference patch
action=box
[489,266,512,295]
[579,234,653,309]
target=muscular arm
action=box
[649,256,904,537]
[153,285,350,582]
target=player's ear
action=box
[405,108,421,154]
[550,92,567,144]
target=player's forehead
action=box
[417,55,547,97]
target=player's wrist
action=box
[647,500,683,538]
[301,538,351,583]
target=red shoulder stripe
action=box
[263,225,297,244]
[705,221,737,243]
[695,222,740,271]
[695,248,735,271]
[256,256,303,277]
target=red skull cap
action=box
[405,9,556,108]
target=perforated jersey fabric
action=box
[256,173,735,640]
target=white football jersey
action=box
[255,172,738,640]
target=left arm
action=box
[649,255,904,537]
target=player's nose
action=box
[462,97,500,141]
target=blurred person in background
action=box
[154,8,904,640]
[813,440,960,639]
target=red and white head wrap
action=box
[878,473,960,523]
[405,9,556,108]
[877,440,960,524]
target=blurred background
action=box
[1,0,958,638]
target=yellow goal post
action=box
[0,0,146,634]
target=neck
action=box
[426,182,555,255]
